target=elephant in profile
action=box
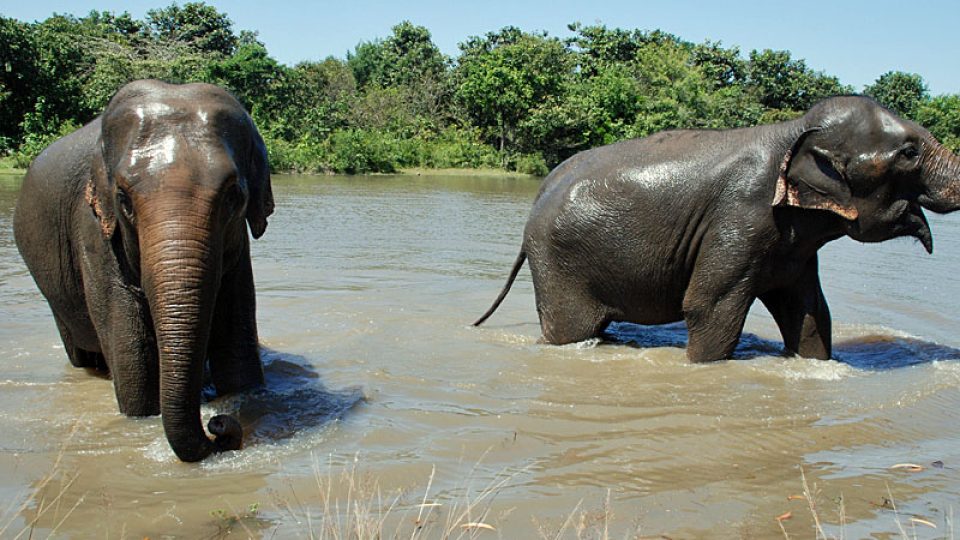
[475,96,960,362]
[14,80,274,461]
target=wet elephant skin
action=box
[476,97,960,362]
[13,79,274,462]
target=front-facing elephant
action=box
[475,96,960,362]
[14,80,274,461]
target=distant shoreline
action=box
[397,167,537,178]
[0,164,540,179]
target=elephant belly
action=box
[593,277,688,325]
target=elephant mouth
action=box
[904,200,934,254]
[844,198,933,253]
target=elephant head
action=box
[88,80,273,462]
[774,96,960,253]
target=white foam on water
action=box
[140,415,347,474]
[746,356,860,381]
[0,379,65,387]
[931,360,960,381]
[564,338,602,350]
[832,322,918,341]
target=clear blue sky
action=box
[4,0,959,94]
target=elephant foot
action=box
[208,414,243,452]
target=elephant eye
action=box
[116,188,135,220]
[224,181,246,215]
[900,145,920,161]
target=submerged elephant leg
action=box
[758,259,832,360]
[94,300,160,416]
[539,308,611,345]
[683,277,755,362]
[683,297,753,362]
[80,244,160,416]
[52,313,106,370]
[97,292,160,416]
[529,258,611,344]
[207,244,264,396]
[536,290,611,345]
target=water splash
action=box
[148,349,364,468]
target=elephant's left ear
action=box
[773,128,859,220]
[87,148,117,239]
[245,129,274,239]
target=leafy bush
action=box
[13,98,80,168]
[328,129,399,174]
[915,95,960,153]
[511,153,549,176]
[263,136,330,174]
[415,127,501,169]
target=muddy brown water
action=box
[2,172,960,538]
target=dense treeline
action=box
[2,3,959,175]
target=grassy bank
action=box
[0,157,24,175]
[0,157,541,180]
[398,167,537,178]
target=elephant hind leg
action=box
[530,260,612,345]
[538,297,612,345]
[53,314,106,370]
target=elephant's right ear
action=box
[86,146,117,239]
[245,130,274,239]
[773,128,859,220]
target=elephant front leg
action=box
[758,259,832,360]
[52,313,107,370]
[683,284,755,362]
[94,288,161,416]
[207,251,264,396]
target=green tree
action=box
[347,21,446,89]
[692,41,746,89]
[627,39,713,136]
[79,10,149,45]
[28,14,109,125]
[2,9,935,175]
[271,58,356,139]
[13,96,80,167]
[745,49,849,114]
[566,23,650,76]
[146,2,237,56]
[864,71,928,118]
[915,94,960,152]
[346,40,387,89]
[455,27,572,153]
[206,41,285,114]
[0,17,43,146]
[81,36,213,113]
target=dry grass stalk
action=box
[266,451,525,539]
[0,418,86,539]
[800,466,830,540]
[531,489,623,540]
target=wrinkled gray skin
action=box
[14,80,274,461]
[476,97,960,362]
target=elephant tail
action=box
[473,250,527,326]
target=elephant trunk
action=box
[141,218,238,462]
[918,138,960,214]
